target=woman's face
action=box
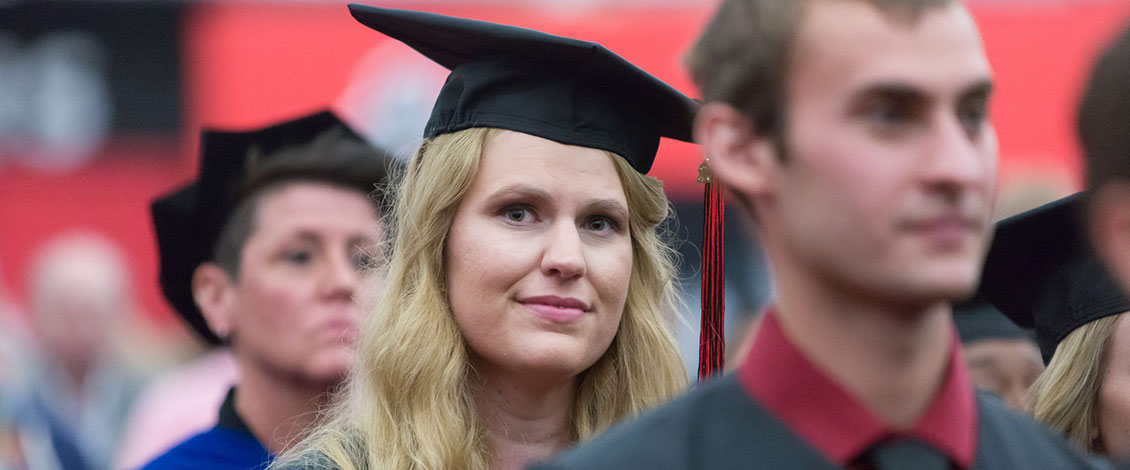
[446,130,634,382]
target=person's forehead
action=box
[473,130,627,201]
[252,182,380,235]
[792,0,989,93]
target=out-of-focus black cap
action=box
[977,192,1130,363]
[347,4,698,174]
[953,300,1035,345]
[150,111,383,345]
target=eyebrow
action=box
[958,79,994,102]
[485,184,552,205]
[585,198,630,222]
[850,78,995,105]
[288,230,376,247]
[851,83,927,104]
[291,231,322,244]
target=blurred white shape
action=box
[26,31,111,171]
[0,30,111,172]
[337,39,447,160]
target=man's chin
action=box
[884,273,978,309]
[916,280,978,305]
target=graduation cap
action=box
[347,4,697,174]
[977,192,1130,363]
[347,5,726,379]
[151,111,387,345]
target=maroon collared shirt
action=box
[737,309,978,468]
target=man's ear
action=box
[693,102,781,198]
[192,263,236,339]
[1090,182,1130,296]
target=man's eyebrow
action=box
[849,83,927,104]
[848,79,995,104]
[958,79,994,101]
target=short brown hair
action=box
[685,0,954,139]
[212,126,402,277]
[1079,23,1130,191]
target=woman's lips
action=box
[520,295,589,323]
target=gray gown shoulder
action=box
[532,374,836,470]
[971,391,1114,469]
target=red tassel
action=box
[698,163,725,381]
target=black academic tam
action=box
[150,111,368,345]
[977,192,1130,363]
[347,4,698,174]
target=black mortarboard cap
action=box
[977,192,1130,363]
[953,300,1035,344]
[347,4,698,174]
[151,111,371,345]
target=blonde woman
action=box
[978,193,1130,458]
[272,6,694,470]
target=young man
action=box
[142,111,400,470]
[1080,23,1130,297]
[536,1,1110,468]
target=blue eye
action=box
[585,216,620,233]
[502,206,536,224]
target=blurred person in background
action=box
[19,231,141,470]
[1080,23,1130,305]
[978,193,1130,459]
[952,301,1042,411]
[538,0,1110,468]
[140,110,400,470]
[270,6,693,470]
[114,340,238,469]
[0,257,30,469]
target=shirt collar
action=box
[737,308,978,468]
[218,386,256,438]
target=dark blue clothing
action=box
[141,387,272,470]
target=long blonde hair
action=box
[1026,314,1122,452]
[274,127,687,470]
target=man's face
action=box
[1091,183,1130,298]
[764,0,997,307]
[226,182,382,387]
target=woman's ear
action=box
[693,103,781,199]
[192,263,237,339]
[1090,182,1130,296]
